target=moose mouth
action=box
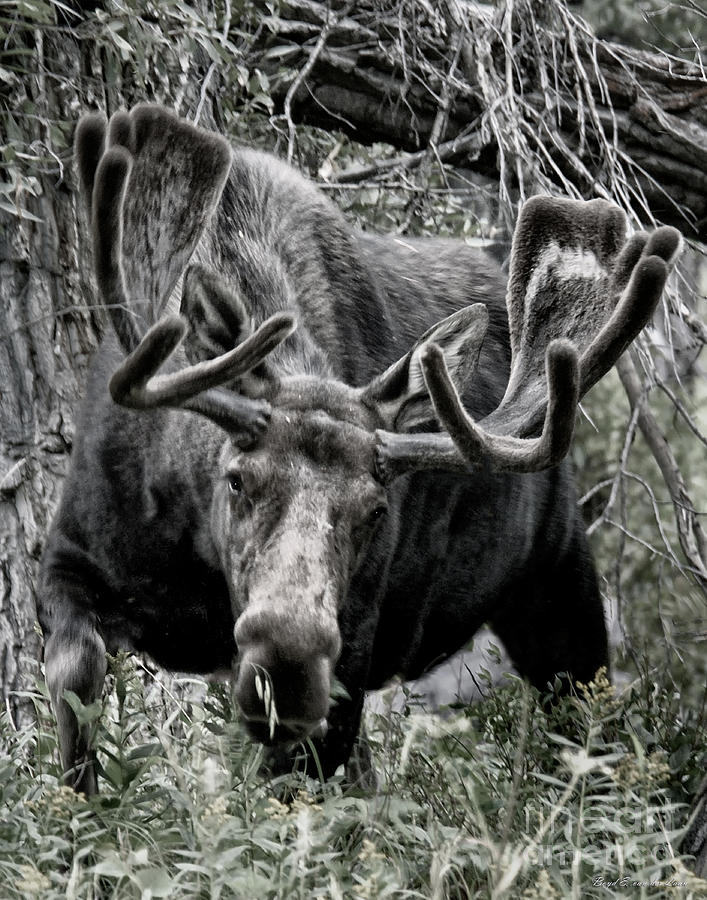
[242,715,329,746]
[233,643,334,746]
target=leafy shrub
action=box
[1,657,705,898]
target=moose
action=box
[38,104,681,794]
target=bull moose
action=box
[38,104,681,794]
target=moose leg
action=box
[39,579,107,796]
[489,533,609,693]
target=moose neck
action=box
[197,149,396,387]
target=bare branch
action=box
[283,3,354,164]
[617,351,707,591]
[267,0,707,240]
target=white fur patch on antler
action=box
[523,243,607,306]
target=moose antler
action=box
[77,105,297,437]
[76,105,234,350]
[420,338,580,471]
[377,197,681,477]
[108,311,296,409]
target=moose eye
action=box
[369,504,387,524]
[227,473,244,495]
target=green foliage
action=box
[1,0,278,216]
[1,665,705,898]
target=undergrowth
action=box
[0,656,705,898]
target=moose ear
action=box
[180,264,252,364]
[361,304,489,431]
[179,264,277,397]
[180,265,277,397]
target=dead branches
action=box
[258,0,707,241]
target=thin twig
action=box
[327,128,483,185]
[284,4,353,164]
[654,379,707,451]
[617,352,707,590]
[586,401,642,539]
[193,62,217,125]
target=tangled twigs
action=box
[617,352,707,592]
[266,0,707,240]
[283,2,354,164]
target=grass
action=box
[1,654,705,899]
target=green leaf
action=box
[132,788,169,806]
[545,732,581,748]
[107,20,135,56]
[134,867,175,896]
[128,742,163,761]
[669,743,691,771]
[16,0,55,25]
[0,199,43,223]
[203,721,225,735]
[262,45,299,62]
[0,66,17,85]
[92,852,130,879]
[130,848,150,867]
[96,756,124,790]
[62,690,103,725]
[330,677,351,704]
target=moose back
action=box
[38,105,680,793]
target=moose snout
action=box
[233,608,341,745]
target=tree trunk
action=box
[0,32,103,721]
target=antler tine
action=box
[92,145,143,354]
[418,343,487,465]
[109,311,297,410]
[579,226,680,399]
[579,253,667,397]
[108,315,186,408]
[421,339,580,472]
[75,112,106,217]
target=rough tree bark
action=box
[1,0,253,720]
[0,33,102,720]
[0,12,212,718]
